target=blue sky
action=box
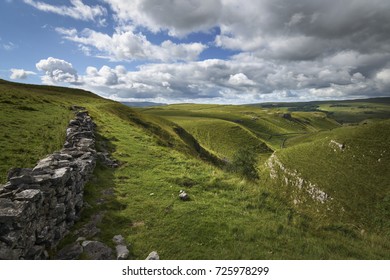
[1,0,390,104]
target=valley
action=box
[0,79,389,259]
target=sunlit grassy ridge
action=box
[1,79,389,259]
[140,104,340,151]
[272,120,390,231]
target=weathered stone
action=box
[116,245,129,260]
[113,235,126,245]
[25,245,45,260]
[74,213,102,238]
[7,168,33,181]
[9,175,34,186]
[82,241,113,260]
[54,203,66,217]
[0,190,13,199]
[53,221,67,240]
[36,226,49,242]
[14,189,42,202]
[32,174,52,184]
[33,157,55,173]
[76,237,86,243]
[179,190,189,201]
[0,109,97,259]
[51,167,71,185]
[0,242,22,260]
[145,251,159,260]
[0,199,29,222]
[0,230,21,246]
[57,242,83,260]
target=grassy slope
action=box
[163,116,270,160]
[141,99,390,258]
[141,104,340,151]
[271,120,390,231]
[0,80,105,182]
[1,79,389,259]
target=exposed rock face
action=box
[266,153,331,205]
[0,108,97,260]
[329,140,345,151]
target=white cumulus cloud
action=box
[229,73,256,86]
[56,28,207,62]
[36,57,78,84]
[10,69,36,80]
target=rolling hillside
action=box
[1,79,389,259]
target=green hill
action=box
[1,79,389,259]
[265,120,390,231]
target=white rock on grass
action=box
[116,245,129,260]
[179,190,189,201]
[112,235,125,245]
[145,251,159,260]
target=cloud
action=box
[228,73,256,86]
[72,49,390,104]
[2,42,17,51]
[36,57,78,84]
[103,0,222,36]
[98,1,390,62]
[23,0,106,22]
[56,28,207,62]
[29,1,390,102]
[375,68,390,91]
[10,69,36,80]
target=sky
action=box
[1,0,390,104]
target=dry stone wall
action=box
[0,108,97,259]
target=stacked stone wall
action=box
[0,108,96,259]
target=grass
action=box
[163,116,271,161]
[1,78,389,259]
[271,120,390,232]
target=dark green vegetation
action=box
[1,78,389,259]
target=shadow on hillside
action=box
[53,131,133,259]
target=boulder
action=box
[56,242,83,260]
[82,241,113,260]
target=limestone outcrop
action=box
[0,108,97,259]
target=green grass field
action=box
[1,79,389,259]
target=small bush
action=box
[229,147,259,180]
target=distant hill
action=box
[121,101,167,107]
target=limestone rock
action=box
[113,234,125,245]
[179,190,189,201]
[14,189,42,202]
[7,168,33,181]
[116,245,129,260]
[145,251,159,260]
[56,242,83,260]
[82,241,113,260]
[0,108,97,259]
